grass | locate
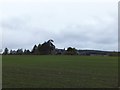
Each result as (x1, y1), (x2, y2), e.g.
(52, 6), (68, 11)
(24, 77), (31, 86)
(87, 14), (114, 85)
(2, 55), (118, 88)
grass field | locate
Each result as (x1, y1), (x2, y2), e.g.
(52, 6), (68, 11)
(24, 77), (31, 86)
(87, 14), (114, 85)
(2, 55), (118, 88)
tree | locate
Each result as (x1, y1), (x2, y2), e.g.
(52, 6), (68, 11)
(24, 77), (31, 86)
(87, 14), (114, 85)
(31, 45), (39, 54)
(66, 47), (77, 55)
(38, 44), (41, 54)
(3, 48), (9, 55)
(10, 50), (13, 55)
(24, 49), (31, 55)
(24, 49), (27, 54)
(39, 40), (55, 55)
(26, 50), (31, 54)
(67, 47), (73, 52)
(16, 49), (23, 55)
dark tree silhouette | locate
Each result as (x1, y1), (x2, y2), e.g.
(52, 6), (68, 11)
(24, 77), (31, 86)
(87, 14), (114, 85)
(3, 39), (115, 56)
(10, 50), (13, 55)
(16, 49), (23, 55)
(39, 40), (55, 55)
(24, 49), (27, 54)
(66, 47), (77, 55)
(38, 44), (41, 54)
(3, 48), (9, 55)
(31, 45), (39, 54)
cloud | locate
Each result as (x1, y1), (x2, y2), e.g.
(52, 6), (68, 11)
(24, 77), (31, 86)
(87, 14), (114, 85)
(0, 1), (118, 51)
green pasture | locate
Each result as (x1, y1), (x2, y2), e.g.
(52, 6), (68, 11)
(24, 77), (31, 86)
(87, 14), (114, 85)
(2, 55), (118, 88)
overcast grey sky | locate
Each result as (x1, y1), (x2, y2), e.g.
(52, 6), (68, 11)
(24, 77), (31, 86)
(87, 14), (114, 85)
(0, 0), (118, 52)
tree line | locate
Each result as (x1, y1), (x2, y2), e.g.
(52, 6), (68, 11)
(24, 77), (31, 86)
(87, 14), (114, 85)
(2, 39), (119, 56)
(2, 39), (78, 55)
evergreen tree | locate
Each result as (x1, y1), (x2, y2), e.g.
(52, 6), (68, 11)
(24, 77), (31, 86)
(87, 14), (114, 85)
(31, 45), (39, 54)
(39, 40), (55, 55)
(3, 48), (9, 55)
